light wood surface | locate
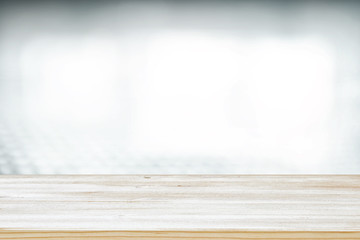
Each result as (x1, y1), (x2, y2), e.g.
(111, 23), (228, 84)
(0, 175), (359, 239)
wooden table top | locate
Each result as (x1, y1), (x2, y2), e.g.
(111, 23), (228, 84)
(0, 175), (359, 239)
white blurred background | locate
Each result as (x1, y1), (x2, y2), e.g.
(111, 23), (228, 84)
(0, 0), (360, 174)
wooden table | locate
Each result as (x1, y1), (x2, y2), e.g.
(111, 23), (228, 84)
(0, 175), (359, 239)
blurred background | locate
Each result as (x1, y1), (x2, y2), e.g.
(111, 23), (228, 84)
(0, 0), (360, 174)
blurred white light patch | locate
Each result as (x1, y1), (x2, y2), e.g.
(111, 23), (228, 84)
(20, 36), (123, 125)
(18, 30), (335, 171)
(135, 32), (335, 170)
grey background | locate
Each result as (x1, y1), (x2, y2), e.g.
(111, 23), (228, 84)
(0, 0), (360, 174)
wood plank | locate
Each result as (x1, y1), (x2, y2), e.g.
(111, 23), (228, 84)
(0, 175), (359, 239)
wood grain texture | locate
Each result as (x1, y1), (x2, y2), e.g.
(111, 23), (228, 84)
(0, 175), (359, 239)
